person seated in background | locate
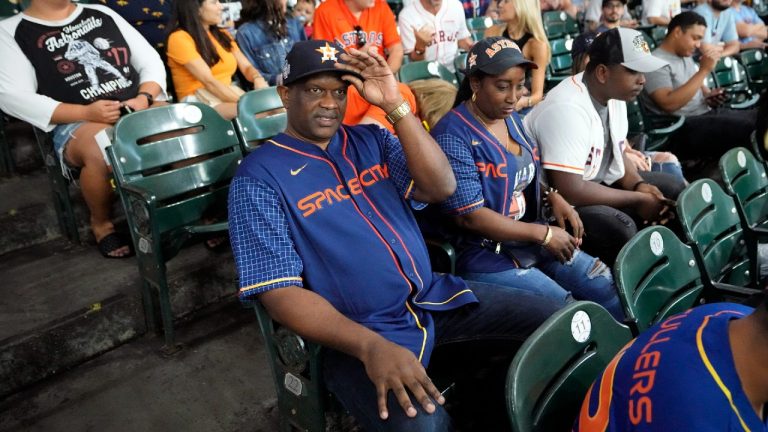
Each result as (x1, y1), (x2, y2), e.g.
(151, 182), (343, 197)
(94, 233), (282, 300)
(166, 0), (268, 120)
(733, 0), (768, 50)
(0, 0), (166, 258)
(540, 0), (579, 18)
(429, 37), (624, 319)
(694, 0), (741, 56)
(292, 0), (316, 39)
(228, 39), (561, 431)
(640, 12), (757, 165)
(397, 0), (474, 72)
(313, 0), (404, 73)
(642, 0), (681, 26)
(236, 0), (307, 86)
(574, 296), (768, 431)
(585, 0), (637, 31)
(407, 79), (458, 131)
(570, 32), (688, 189)
(460, 0), (493, 18)
(484, 0), (551, 113)
(524, 28), (678, 266)
(596, 0), (639, 31)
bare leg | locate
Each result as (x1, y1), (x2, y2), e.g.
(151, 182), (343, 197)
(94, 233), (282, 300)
(63, 122), (130, 257)
(213, 102), (237, 120)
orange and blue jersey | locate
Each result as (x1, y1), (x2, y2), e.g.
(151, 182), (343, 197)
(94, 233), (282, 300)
(428, 103), (542, 273)
(228, 125), (477, 365)
(574, 303), (767, 432)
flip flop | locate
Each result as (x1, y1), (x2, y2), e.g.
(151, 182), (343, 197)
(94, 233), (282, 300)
(97, 232), (134, 259)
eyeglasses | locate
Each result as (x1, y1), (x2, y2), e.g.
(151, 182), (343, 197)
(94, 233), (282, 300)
(354, 25), (366, 48)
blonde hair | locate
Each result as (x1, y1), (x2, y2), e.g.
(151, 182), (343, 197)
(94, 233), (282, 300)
(488, 0), (551, 61)
(407, 79), (458, 131)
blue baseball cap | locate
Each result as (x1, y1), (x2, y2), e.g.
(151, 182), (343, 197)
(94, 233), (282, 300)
(465, 36), (538, 76)
(281, 40), (361, 85)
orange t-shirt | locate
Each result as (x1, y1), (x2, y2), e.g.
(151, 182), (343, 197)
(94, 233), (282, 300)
(166, 30), (240, 100)
(344, 82), (419, 133)
(313, 0), (400, 55)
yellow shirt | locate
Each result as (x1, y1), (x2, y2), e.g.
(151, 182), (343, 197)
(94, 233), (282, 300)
(167, 30), (239, 100)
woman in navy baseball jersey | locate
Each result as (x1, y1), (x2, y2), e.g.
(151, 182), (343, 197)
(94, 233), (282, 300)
(429, 37), (623, 319)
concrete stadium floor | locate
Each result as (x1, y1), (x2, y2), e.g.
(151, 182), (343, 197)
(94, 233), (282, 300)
(0, 301), (280, 432)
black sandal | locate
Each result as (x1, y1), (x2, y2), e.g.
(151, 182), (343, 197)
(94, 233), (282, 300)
(97, 232), (134, 259)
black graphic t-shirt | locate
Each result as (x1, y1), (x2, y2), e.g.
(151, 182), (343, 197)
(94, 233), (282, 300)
(14, 7), (140, 104)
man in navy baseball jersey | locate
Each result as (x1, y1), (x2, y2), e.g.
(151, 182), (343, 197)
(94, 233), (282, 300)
(228, 40), (560, 431)
(574, 297), (768, 431)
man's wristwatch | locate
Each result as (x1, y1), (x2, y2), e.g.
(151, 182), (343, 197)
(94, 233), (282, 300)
(138, 91), (154, 106)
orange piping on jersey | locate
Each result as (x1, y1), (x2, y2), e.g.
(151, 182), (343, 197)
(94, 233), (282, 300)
(449, 199), (485, 215)
(404, 179), (415, 200)
(339, 127), (426, 292)
(239, 277), (303, 294)
(453, 109), (511, 217)
(542, 161), (586, 172)
(577, 341), (634, 431)
(696, 311), (751, 432)
(570, 75), (585, 92)
(269, 136), (430, 361)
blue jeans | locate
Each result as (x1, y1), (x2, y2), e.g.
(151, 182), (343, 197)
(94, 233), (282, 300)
(323, 280), (561, 432)
(462, 249), (624, 321)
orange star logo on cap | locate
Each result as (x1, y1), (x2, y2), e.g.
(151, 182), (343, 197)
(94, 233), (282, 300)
(316, 42), (339, 63)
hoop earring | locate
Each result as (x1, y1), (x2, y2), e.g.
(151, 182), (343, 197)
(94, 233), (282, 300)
(471, 93), (477, 102)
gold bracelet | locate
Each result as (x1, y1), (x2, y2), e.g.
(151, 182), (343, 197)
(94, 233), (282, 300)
(385, 100), (411, 125)
(541, 225), (553, 246)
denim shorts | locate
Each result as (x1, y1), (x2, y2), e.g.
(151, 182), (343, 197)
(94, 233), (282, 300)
(51, 122), (84, 180)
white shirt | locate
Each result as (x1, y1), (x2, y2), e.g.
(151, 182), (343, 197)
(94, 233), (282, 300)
(0, 4), (166, 131)
(641, 0), (681, 25)
(398, 0), (471, 72)
(523, 72), (628, 184)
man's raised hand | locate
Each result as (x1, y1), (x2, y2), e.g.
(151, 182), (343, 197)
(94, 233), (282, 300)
(336, 47), (403, 112)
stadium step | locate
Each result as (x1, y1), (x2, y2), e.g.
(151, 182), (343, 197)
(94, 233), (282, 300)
(0, 236), (238, 399)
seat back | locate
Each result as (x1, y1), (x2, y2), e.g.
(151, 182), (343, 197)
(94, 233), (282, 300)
(454, 52), (468, 82)
(542, 11), (578, 39)
(614, 226), (704, 333)
(650, 26), (667, 45)
(719, 147), (768, 229)
(507, 301), (633, 432)
(626, 99), (645, 138)
(235, 87), (286, 152)
(548, 37), (574, 76)
(677, 179), (752, 286)
(713, 56), (757, 107)
(466, 16), (495, 41)
(110, 103), (242, 237)
(398, 60), (459, 87)
(0, 0), (20, 17)
(739, 48), (768, 93)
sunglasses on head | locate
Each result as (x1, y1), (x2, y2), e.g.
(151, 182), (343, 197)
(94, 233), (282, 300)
(354, 25), (366, 48)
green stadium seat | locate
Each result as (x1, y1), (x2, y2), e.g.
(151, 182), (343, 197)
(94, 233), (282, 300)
(454, 52), (468, 82)
(234, 87), (286, 153)
(252, 300), (344, 432)
(506, 301), (633, 432)
(711, 56), (760, 109)
(545, 36), (573, 90)
(738, 48), (768, 94)
(108, 102), (243, 353)
(398, 60), (459, 88)
(0, 113), (13, 176)
(629, 99), (686, 151)
(650, 25), (667, 45)
(677, 179), (760, 289)
(542, 10), (579, 39)
(466, 16), (495, 41)
(614, 226), (704, 334)
(0, 0), (21, 17)
(33, 127), (80, 242)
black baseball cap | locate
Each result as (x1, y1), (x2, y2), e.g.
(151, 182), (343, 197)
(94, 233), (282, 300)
(587, 28), (667, 73)
(465, 36), (538, 76)
(571, 31), (600, 60)
(281, 40), (360, 85)
(602, 0), (627, 7)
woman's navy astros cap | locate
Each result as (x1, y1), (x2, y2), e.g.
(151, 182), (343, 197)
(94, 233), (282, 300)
(281, 40), (362, 85)
(465, 36), (538, 76)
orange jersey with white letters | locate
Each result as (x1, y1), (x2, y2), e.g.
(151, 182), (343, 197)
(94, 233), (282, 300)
(313, 0), (400, 56)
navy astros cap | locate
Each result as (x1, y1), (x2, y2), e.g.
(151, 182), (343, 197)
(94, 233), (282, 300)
(465, 36), (538, 76)
(282, 40), (358, 85)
